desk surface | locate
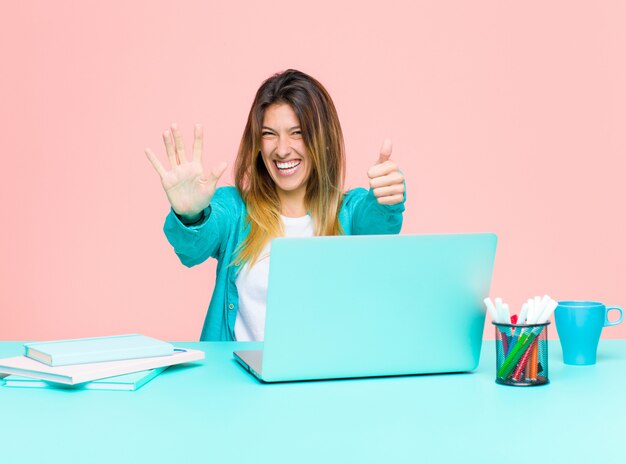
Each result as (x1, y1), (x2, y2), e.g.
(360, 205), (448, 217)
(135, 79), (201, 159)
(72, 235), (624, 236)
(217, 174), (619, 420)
(1, 340), (624, 464)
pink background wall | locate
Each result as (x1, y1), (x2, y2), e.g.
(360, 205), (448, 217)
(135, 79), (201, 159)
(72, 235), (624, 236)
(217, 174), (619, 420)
(1, 1), (624, 341)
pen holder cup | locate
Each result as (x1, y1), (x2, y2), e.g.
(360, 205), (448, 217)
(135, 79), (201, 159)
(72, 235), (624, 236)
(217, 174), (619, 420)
(493, 322), (550, 386)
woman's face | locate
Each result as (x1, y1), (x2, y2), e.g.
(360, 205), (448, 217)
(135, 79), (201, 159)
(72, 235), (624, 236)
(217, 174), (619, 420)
(260, 103), (311, 200)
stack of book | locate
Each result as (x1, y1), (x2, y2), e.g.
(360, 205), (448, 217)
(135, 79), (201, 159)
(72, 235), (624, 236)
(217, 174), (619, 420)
(0, 334), (204, 391)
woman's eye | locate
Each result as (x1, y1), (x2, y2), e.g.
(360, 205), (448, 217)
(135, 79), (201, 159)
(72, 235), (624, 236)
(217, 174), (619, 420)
(292, 131), (302, 136)
(262, 131), (274, 137)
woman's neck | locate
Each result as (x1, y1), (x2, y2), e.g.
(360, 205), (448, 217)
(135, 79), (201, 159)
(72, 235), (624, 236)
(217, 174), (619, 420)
(278, 190), (307, 218)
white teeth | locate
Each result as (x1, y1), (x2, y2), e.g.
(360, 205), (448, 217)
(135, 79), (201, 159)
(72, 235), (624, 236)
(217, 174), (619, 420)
(276, 160), (301, 169)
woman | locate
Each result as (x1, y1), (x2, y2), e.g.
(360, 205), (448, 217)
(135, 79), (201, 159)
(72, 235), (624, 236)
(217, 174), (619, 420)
(145, 69), (406, 341)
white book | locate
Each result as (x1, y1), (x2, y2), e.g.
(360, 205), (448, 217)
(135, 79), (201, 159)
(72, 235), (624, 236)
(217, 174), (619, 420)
(3, 367), (167, 391)
(0, 348), (204, 385)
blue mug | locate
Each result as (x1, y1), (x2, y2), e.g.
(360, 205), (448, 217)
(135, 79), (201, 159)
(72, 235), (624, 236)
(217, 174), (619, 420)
(555, 301), (623, 365)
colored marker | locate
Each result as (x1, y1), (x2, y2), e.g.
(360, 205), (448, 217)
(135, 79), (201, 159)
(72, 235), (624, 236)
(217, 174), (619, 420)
(506, 314), (519, 356)
(529, 340), (539, 380)
(497, 326), (544, 379)
(512, 340), (535, 381)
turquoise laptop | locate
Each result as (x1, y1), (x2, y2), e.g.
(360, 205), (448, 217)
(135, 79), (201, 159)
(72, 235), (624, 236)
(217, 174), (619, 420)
(233, 233), (497, 382)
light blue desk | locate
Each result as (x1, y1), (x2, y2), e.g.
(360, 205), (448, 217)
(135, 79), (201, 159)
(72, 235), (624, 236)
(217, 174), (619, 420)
(1, 341), (624, 463)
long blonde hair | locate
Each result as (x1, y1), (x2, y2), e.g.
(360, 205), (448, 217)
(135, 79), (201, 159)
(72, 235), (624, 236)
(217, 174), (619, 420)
(233, 69), (346, 267)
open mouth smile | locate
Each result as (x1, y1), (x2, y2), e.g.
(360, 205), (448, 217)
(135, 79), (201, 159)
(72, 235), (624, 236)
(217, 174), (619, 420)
(274, 160), (302, 176)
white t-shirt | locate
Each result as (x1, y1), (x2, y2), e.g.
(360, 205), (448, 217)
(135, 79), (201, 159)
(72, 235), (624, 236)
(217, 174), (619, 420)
(234, 214), (314, 341)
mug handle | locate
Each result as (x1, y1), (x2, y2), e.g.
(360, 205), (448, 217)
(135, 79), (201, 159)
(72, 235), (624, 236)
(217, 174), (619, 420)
(605, 306), (623, 327)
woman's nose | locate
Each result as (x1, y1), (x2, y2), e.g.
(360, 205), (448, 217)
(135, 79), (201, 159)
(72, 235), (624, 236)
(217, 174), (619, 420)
(276, 136), (292, 158)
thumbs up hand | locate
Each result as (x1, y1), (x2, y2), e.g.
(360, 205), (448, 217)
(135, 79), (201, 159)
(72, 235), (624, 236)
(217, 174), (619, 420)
(367, 139), (405, 205)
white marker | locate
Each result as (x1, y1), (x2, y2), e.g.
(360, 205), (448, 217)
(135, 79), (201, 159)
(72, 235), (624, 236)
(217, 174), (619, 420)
(512, 302), (530, 337)
(538, 298), (558, 323)
(483, 297), (499, 323)
(526, 298), (537, 324)
(495, 298), (505, 323)
(502, 303), (511, 323)
(519, 302), (530, 325)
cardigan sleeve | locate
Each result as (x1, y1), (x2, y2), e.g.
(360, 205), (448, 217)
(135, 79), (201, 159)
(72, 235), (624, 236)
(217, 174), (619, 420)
(346, 187), (406, 235)
(162, 187), (241, 267)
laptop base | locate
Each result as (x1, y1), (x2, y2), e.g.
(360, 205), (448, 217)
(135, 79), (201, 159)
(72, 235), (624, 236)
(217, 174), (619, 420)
(233, 350), (264, 380)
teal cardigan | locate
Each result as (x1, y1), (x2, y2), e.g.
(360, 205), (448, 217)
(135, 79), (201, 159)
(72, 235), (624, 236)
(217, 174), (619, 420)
(163, 186), (405, 341)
